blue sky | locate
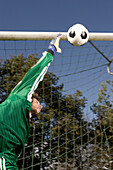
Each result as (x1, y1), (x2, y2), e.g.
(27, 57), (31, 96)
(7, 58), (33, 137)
(0, 0), (113, 33)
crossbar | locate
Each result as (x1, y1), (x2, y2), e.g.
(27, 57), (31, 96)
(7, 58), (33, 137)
(0, 31), (113, 41)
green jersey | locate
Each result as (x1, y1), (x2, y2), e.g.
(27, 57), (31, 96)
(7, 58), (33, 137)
(0, 51), (53, 169)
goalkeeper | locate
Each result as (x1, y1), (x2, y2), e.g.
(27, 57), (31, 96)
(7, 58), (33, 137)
(0, 34), (62, 170)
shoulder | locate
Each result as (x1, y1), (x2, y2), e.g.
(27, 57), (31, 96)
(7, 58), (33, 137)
(1, 94), (31, 109)
(0, 95), (32, 120)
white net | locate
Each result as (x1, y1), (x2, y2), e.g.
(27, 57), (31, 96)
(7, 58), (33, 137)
(0, 39), (113, 169)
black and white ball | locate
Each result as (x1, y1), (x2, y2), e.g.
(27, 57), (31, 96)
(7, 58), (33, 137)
(67, 24), (89, 46)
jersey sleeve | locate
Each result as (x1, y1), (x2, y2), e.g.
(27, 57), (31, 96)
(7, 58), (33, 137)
(9, 51), (53, 102)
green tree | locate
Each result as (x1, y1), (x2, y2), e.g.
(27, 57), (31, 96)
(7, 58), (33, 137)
(91, 81), (113, 145)
(90, 81), (113, 169)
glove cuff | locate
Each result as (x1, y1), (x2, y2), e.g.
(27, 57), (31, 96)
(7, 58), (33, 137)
(48, 44), (56, 54)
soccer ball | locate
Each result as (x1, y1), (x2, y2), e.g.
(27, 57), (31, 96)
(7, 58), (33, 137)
(67, 24), (89, 46)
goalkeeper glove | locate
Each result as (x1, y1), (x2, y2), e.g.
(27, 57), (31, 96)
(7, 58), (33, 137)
(48, 34), (62, 54)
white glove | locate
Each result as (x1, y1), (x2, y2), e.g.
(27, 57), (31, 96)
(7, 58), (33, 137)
(49, 34), (62, 53)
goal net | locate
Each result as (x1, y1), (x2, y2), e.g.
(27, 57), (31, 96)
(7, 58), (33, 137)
(0, 31), (113, 169)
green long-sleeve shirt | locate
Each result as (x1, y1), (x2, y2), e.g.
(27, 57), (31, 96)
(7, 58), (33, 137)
(0, 51), (53, 165)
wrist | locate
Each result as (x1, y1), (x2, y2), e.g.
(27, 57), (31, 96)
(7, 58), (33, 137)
(47, 49), (54, 56)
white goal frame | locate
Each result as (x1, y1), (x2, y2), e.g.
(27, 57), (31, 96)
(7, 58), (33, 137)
(0, 31), (113, 41)
(1, 30), (113, 75)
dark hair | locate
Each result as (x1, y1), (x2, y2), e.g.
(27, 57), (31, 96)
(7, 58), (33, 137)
(32, 92), (41, 102)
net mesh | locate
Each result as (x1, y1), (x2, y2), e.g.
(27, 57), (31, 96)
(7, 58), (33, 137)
(0, 39), (113, 169)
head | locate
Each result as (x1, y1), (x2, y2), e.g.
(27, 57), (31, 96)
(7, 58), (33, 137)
(30, 92), (43, 118)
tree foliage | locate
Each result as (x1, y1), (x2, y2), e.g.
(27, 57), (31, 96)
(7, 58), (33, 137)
(2, 53), (113, 169)
(91, 81), (113, 145)
(2, 54), (113, 169)
(90, 81), (113, 169)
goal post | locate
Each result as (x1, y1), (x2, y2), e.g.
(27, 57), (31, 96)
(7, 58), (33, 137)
(1, 25), (113, 169)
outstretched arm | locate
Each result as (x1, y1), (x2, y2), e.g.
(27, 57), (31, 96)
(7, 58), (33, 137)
(9, 34), (62, 102)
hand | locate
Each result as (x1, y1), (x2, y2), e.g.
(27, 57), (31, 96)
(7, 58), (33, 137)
(49, 34), (62, 53)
